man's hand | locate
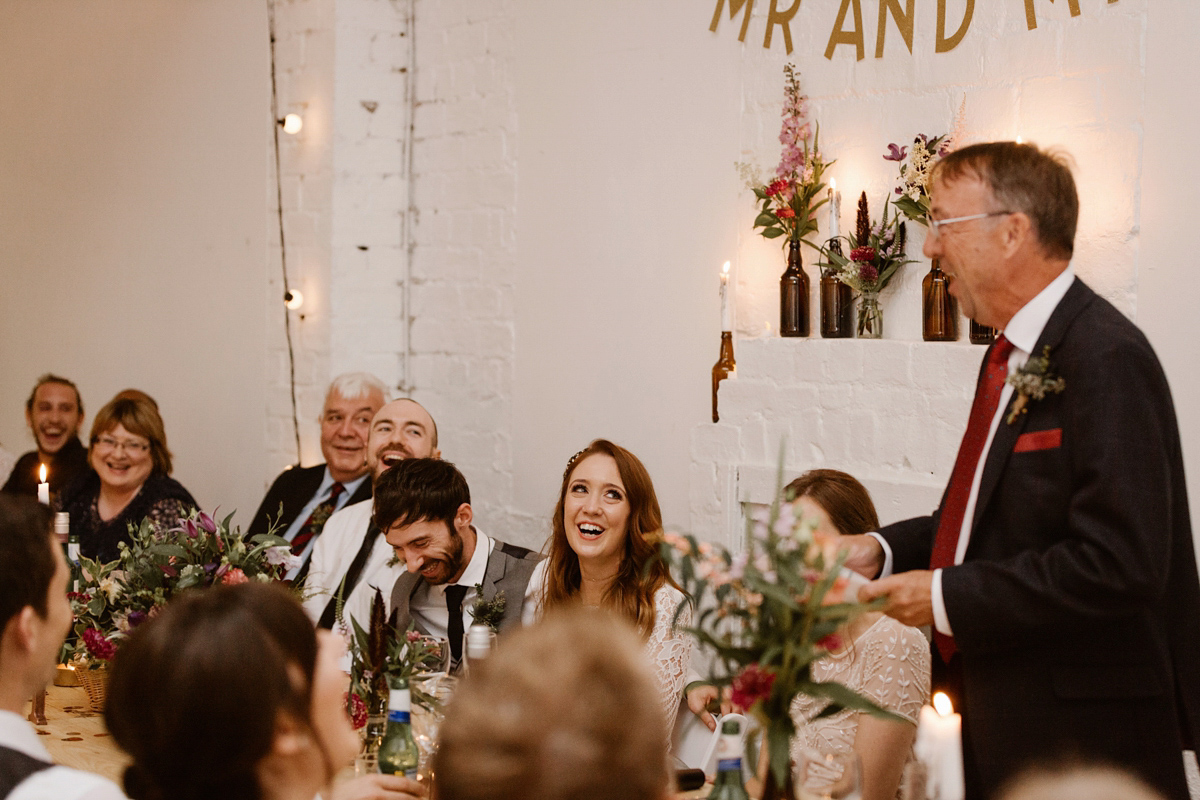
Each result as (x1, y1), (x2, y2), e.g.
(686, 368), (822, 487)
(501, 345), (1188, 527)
(331, 774), (428, 800)
(837, 534), (885, 580)
(686, 683), (733, 731)
(859, 570), (935, 627)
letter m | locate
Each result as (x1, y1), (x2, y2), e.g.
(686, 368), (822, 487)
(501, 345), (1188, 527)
(710, 0), (755, 43)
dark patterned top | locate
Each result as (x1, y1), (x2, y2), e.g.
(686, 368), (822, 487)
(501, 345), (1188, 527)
(58, 470), (197, 563)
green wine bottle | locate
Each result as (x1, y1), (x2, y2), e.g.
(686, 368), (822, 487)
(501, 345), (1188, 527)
(709, 718), (751, 800)
(57, 513), (80, 592)
(377, 682), (420, 779)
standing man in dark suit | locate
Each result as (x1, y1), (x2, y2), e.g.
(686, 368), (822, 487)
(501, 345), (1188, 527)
(842, 142), (1200, 800)
(246, 372), (388, 580)
(381, 458), (541, 671)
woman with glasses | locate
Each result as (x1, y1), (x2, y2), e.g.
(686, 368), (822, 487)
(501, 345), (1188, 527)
(58, 393), (196, 561)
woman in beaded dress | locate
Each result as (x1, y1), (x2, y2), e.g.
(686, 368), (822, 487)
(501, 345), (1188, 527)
(748, 470), (931, 800)
(524, 439), (692, 737)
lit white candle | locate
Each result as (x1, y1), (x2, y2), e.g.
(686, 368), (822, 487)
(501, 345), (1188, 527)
(37, 464), (50, 505)
(720, 261), (733, 332)
(829, 178), (840, 239)
(915, 692), (964, 800)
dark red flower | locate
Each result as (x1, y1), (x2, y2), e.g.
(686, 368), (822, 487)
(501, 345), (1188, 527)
(731, 663), (776, 711)
(344, 691), (368, 729)
(776, 208), (796, 219)
(850, 246), (877, 263)
(765, 179), (789, 197)
(817, 633), (844, 652)
(82, 628), (117, 661)
(858, 263), (880, 283)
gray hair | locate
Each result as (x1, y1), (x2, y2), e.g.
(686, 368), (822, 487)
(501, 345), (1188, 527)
(325, 372), (390, 404)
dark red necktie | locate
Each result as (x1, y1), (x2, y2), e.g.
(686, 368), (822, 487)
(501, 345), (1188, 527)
(291, 482), (345, 555)
(930, 335), (1014, 662)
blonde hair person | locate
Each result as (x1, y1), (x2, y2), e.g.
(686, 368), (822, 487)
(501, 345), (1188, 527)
(434, 608), (673, 800)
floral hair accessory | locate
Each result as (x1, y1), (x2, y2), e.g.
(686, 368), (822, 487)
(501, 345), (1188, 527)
(1006, 346), (1065, 424)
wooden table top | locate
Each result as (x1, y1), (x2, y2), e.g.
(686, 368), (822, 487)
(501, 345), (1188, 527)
(27, 685), (128, 785)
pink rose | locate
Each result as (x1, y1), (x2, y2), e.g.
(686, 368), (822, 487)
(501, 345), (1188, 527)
(221, 567), (249, 585)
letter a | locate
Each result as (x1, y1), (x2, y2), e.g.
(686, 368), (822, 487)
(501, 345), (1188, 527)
(764, 0), (802, 54)
(936, 0), (974, 53)
(825, 0), (865, 61)
(876, 0), (914, 57)
(710, 0), (755, 42)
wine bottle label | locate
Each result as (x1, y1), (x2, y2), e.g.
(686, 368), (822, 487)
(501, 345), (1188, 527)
(718, 757), (742, 772)
(67, 543), (80, 562)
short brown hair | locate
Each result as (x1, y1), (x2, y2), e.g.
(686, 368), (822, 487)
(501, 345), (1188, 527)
(89, 395), (173, 474)
(26, 373), (83, 416)
(434, 608), (671, 800)
(933, 141), (1078, 260)
(786, 469), (879, 535)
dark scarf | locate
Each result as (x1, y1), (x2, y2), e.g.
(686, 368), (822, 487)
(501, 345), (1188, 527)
(59, 470), (197, 563)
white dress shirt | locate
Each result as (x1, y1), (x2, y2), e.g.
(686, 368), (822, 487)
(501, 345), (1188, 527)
(282, 469), (369, 580)
(408, 530), (494, 641)
(0, 710), (127, 800)
(873, 266), (1076, 636)
(302, 499), (407, 633)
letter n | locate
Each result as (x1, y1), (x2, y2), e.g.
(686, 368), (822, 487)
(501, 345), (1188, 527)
(825, 0), (865, 61)
(876, 0), (914, 57)
(710, 0), (755, 42)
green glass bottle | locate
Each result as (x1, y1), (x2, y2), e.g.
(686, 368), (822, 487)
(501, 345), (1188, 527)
(710, 719), (750, 800)
(377, 682), (420, 778)
(57, 513), (80, 592)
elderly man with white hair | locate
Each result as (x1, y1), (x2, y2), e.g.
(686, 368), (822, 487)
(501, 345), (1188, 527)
(246, 372), (389, 582)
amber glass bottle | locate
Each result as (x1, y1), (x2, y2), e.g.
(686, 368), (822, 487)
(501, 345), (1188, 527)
(820, 238), (852, 338)
(780, 239), (810, 337)
(711, 332), (735, 422)
(922, 259), (958, 341)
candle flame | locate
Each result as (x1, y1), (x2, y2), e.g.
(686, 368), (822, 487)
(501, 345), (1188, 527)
(933, 692), (954, 716)
(1015, 135), (1024, 145)
(830, 178), (837, 191)
(39, 464), (47, 483)
(722, 261), (730, 276)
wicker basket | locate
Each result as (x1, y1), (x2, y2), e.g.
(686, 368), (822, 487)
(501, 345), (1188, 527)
(76, 665), (110, 713)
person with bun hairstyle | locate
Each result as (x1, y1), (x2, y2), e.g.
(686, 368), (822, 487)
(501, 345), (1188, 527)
(106, 583), (425, 800)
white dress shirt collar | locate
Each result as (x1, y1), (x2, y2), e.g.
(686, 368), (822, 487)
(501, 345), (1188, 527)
(455, 528), (492, 589)
(0, 709), (52, 762)
(1001, 265), (1076, 356)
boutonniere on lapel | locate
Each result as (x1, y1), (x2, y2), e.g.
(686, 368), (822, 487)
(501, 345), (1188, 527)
(1005, 345), (1066, 425)
(470, 584), (506, 632)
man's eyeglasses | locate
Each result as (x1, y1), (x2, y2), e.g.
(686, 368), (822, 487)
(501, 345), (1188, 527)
(94, 436), (151, 454)
(928, 211), (1013, 237)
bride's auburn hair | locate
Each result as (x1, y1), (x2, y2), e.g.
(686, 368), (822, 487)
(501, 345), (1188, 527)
(542, 439), (677, 637)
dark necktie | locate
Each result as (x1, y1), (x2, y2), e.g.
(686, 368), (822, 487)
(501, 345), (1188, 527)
(291, 482), (345, 556)
(445, 584), (469, 668)
(929, 335), (1015, 662)
(317, 523), (380, 630)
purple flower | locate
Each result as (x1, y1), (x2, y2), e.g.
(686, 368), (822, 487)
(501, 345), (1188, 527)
(197, 512), (217, 534)
(127, 611), (148, 628)
(184, 519), (199, 539)
(883, 143), (908, 162)
(859, 263), (880, 283)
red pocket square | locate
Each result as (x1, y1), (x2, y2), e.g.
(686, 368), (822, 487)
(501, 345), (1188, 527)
(1014, 428), (1062, 453)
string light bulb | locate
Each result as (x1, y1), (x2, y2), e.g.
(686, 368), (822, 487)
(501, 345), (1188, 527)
(280, 114), (303, 135)
(284, 290), (304, 310)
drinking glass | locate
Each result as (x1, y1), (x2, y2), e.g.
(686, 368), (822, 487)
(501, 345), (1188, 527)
(794, 748), (862, 800)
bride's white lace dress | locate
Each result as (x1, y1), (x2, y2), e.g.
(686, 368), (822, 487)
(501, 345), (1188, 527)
(524, 561), (692, 733)
(789, 615), (931, 799)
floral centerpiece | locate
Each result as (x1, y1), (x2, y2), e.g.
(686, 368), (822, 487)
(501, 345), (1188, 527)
(818, 192), (913, 337)
(346, 589), (446, 736)
(659, 466), (900, 798)
(67, 511), (298, 668)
